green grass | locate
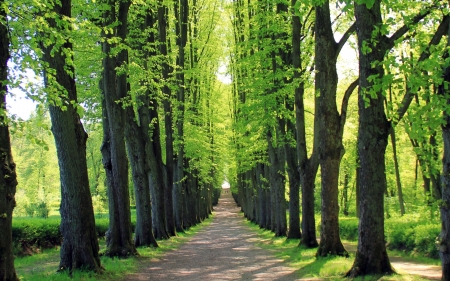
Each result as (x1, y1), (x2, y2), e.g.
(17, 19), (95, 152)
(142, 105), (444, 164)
(244, 220), (438, 281)
(14, 215), (213, 281)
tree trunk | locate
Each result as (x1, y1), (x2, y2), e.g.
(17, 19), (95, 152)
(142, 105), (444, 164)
(173, 0), (189, 232)
(125, 98), (158, 248)
(0, 7), (19, 279)
(346, 0), (394, 276)
(389, 128), (405, 215)
(158, 2), (176, 237)
(148, 99), (170, 240)
(438, 17), (450, 280)
(315, 1), (347, 257)
(39, 0), (103, 272)
(101, 0), (136, 257)
(299, 160), (319, 248)
(267, 129), (287, 237)
(285, 122), (301, 239)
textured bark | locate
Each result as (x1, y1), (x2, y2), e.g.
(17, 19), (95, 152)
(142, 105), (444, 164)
(158, 2), (176, 237)
(39, 0), (102, 272)
(267, 130), (287, 237)
(148, 101), (170, 240)
(346, 0), (393, 275)
(101, 0), (136, 257)
(315, 1), (348, 257)
(439, 16), (450, 281)
(173, 0), (189, 232)
(292, 1), (318, 248)
(0, 7), (19, 279)
(125, 100), (158, 248)
(299, 160), (319, 248)
(285, 122), (301, 239)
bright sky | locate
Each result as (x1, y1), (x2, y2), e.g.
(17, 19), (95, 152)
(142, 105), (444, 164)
(6, 88), (37, 120)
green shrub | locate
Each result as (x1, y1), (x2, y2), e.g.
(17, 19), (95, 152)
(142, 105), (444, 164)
(338, 218), (359, 240)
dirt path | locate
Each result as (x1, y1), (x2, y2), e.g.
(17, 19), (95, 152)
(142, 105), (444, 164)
(124, 192), (441, 280)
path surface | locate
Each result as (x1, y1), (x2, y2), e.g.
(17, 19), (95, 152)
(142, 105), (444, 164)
(125, 192), (441, 280)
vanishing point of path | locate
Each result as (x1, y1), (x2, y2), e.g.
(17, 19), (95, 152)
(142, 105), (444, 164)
(124, 192), (441, 280)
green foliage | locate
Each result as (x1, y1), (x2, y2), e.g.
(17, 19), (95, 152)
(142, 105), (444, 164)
(338, 215), (440, 258)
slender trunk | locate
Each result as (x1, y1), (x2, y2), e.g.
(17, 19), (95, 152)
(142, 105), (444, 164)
(389, 128), (405, 215)
(0, 7), (19, 279)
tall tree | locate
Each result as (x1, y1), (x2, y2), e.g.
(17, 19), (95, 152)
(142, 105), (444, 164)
(100, 0), (137, 257)
(314, 0), (355, 257)
(438, 12), (450, 280)
(0, 3), (19, 279)
(39, 0), (103, 272)
(347, 0), (435, 276)
(158, 0), (177, 237)
(173, 0), (189, 231)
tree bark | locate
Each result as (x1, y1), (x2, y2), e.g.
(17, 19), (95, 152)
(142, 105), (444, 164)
(173, 0), (189, 232)
(314, 1), (350, 257)
(438, 15), (450, 280)
(346, 0), (394, 276)
(267, 129), (287, 237)
(158, 2), (176, 237)
(39, 0), (103, 272)
(0, 6), (19, 279)
(101, 0), (136, 257)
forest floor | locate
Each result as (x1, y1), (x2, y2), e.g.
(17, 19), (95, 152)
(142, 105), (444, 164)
(123, 192), (441, 280)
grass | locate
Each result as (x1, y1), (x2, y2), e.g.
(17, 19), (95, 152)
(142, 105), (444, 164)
(244, 220), (438, 281)
(14, 215), (214, 281)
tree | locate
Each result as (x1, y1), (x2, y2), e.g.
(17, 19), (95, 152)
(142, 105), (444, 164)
(437, 12), (450, 280)
(347, 0), (436, 276)
(100, 0), (137, 257)
(314, 0), (355, 257)
(0, 3), (19, 279)
(39, 0), (102, 272)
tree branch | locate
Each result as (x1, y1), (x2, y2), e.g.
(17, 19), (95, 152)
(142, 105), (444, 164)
(338, 78), (358, 139)
(394, 15), (449, 125)
(336, 22), (356, 57)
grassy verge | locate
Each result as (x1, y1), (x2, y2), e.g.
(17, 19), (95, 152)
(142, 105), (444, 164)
(245, 221), (438, 281)
(15, 215), (214, 281)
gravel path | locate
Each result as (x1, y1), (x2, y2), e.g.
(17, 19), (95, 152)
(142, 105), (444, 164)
(124, 192), (441, 280)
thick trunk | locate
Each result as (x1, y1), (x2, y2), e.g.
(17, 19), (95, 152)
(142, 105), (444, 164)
(148, 102), (169, 240)
(125, 103), (158, 248)
(101, 0), (136, 257)
(346, 0), (394, 276)
(315, 1), (347, 257)
(40, 0), (102, 272)
(0, 8), (19, 279)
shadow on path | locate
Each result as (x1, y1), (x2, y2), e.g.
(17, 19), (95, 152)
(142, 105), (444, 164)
(124, 192), (302, 280)
(124, 192), (442, 280)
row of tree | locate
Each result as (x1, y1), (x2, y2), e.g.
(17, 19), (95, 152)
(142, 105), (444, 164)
(228, 0), (450, 278)
(1, 0), (229, 279)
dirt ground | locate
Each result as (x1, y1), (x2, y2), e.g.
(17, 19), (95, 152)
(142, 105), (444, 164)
(123, 192), (441, 280)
